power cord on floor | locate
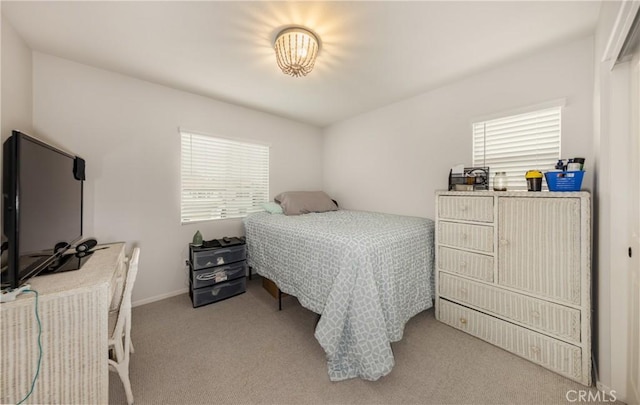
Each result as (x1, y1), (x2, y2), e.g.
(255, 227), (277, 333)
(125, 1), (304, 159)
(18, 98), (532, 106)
(16, 289), (42, 405)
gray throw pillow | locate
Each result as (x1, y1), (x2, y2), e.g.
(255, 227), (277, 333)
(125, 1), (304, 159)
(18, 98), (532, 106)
(274, 191), (338, 216)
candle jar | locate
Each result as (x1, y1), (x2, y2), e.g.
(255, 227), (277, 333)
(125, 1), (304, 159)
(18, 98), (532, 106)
(493, 172), (508, 191)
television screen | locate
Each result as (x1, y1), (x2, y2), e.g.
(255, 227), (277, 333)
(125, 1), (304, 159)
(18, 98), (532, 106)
(2, 131), (84, 290)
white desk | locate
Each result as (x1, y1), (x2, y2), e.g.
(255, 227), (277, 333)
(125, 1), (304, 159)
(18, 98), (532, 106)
(1, 243), (126, 404)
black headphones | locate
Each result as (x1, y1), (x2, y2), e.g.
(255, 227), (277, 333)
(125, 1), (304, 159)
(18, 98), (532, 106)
(74, 238), (98, 257)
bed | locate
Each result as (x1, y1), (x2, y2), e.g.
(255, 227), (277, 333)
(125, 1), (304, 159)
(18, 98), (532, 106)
(243, 208), (435, 381)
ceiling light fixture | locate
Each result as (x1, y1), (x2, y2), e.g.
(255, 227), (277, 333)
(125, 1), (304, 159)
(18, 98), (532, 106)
(273, 27), (320, 78)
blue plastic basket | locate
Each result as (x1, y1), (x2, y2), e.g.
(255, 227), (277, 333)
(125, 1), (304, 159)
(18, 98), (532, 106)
(544, 171), (585, 192)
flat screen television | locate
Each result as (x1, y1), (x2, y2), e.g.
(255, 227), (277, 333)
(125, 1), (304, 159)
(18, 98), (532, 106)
(1, 130), (85, 290)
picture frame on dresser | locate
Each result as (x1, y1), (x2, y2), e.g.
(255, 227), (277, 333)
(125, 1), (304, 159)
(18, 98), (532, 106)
(434, 190), (592, 386)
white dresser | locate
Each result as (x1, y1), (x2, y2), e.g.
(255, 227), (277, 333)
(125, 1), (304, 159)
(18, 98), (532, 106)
(435, 191), (591, 385)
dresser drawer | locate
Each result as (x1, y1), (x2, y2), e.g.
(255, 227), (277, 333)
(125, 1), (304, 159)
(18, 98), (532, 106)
(438, 221), (493, 252)
(437, 246), (493, 282)
(439, 273), (581, 343)
(437, 299), (583, 382)
(438, 196), (494, 223)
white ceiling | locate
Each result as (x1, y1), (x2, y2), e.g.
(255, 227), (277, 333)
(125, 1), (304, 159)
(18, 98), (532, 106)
(2, 1), (601, 128)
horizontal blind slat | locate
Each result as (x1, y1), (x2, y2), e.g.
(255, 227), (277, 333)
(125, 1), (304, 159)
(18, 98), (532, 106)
(473, 106), (561, 190)
(181, 131), (269, 222)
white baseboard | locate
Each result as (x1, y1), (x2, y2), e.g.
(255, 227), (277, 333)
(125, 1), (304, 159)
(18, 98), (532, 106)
(595, 381), (623, 403)
(133, 288), (188, 307)
(592, 354), (624, 403)
(132, 269), (255, 308)
(596, 381), (612, 393)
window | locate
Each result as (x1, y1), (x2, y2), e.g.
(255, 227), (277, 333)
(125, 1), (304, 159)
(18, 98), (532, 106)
(180, 130), (269, 223)
(472, 106), (561, 190)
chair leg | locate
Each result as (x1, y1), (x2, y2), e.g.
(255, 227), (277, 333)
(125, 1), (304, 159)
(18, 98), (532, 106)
(120, 368), (134, 405)
(278, 288), (282, 311)
(109, 359), (134, 405)
(129, 339), (135, 354)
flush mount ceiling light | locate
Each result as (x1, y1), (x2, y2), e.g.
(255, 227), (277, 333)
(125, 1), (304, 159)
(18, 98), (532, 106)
(273, 27), (320, 78)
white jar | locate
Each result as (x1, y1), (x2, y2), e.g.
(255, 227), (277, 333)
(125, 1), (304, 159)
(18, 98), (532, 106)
(493, 172), (508, 191)
(567, 162), (581, 171)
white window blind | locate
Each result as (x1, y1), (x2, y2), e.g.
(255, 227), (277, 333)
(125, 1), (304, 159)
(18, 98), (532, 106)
(472, 106), (561, 190)
(181, 130), (269, 223)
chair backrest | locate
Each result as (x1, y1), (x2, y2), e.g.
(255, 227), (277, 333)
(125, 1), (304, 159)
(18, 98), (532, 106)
(113, 247), (140, 335)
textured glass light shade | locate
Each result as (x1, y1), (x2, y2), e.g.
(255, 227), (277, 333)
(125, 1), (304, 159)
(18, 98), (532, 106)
(273, 27), (319, 77)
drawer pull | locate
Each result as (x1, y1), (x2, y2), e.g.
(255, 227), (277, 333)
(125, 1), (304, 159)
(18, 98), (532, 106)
(459, 261), (467, 268)
(459, 288), (468, 296)
(530, 310), (541, 319)
(459, 317), (468, 325)
(460, 205), (469, 212)
(530, 345), (541, 355)
(461, 233), (468, 241)
(499, 239), (509, 246)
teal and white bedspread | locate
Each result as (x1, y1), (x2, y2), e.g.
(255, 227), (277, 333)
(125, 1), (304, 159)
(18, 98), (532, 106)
(244, 210), (435, 381)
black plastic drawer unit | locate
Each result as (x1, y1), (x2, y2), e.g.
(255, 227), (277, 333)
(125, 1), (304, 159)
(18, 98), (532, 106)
(190, 261), (247, 289)
(190, 277), (247, 308)
(190, 244), (246, 270)
(188, 237), (247, 308)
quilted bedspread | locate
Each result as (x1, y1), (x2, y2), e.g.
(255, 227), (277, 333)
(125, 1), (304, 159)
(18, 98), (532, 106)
(244, 210), (435, 381)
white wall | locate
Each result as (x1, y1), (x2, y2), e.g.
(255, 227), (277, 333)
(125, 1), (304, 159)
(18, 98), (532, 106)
(32, 53), (323, 304)
(1, 14), (32, 142)
(323, 37), (594, 219)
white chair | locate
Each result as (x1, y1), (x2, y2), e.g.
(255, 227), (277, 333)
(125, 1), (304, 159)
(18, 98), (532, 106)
(108, 247), (140, 405)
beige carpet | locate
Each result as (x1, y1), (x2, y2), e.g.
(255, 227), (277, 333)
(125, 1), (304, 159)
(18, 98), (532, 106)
(109, 276), (614, 405)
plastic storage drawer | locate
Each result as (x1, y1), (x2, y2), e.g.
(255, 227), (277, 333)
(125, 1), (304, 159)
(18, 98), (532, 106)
(190, 244), (246, 270)
(190, 261), (247, 289)
(189, 277), (246, 308)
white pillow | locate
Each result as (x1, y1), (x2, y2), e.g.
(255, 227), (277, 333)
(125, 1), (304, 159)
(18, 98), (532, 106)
(262, 202), (284, 214)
